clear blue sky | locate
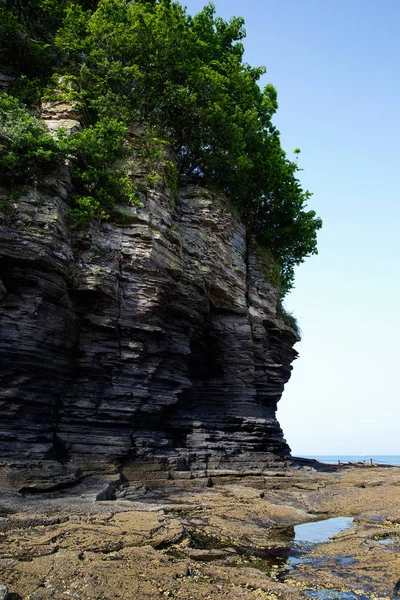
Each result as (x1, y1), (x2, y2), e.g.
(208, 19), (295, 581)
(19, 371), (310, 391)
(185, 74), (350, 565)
(183, 0), (400, 454)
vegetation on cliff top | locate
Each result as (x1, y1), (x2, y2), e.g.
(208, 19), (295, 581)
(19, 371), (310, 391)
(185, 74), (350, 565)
(0, 0), (322, 295)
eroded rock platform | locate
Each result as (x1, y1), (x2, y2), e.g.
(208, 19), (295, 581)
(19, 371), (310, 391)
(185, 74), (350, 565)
(1, 464), (400, 599)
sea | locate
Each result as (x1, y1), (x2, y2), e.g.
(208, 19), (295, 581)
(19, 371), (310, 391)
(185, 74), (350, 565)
(303, 455), (400, 466)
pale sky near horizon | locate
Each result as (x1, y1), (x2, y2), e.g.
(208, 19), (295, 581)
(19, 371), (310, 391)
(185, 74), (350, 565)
(183, 0), (400, 454)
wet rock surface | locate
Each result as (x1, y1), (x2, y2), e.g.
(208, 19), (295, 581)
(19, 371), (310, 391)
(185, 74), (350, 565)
(0, 465), (400, 599)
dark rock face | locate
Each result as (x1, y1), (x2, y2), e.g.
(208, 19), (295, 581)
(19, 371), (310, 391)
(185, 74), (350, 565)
(0, 109), (298, 492)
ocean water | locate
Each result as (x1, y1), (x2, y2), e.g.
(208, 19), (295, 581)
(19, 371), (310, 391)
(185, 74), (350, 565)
(303, 455), (400, 466)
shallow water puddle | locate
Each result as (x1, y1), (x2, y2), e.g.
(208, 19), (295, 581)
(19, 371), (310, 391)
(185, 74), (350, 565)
(304, 592), (370, 599)
(268, 516), (354, 549)
(241, 517), (355, 577)
(182, 514), (379, 599)
(283, 518), (354, 577)
(285, 518), (377, 600)
(263, 517), (355, 570)
(293, 517), (353, 544)
(375, 535), (400, 546)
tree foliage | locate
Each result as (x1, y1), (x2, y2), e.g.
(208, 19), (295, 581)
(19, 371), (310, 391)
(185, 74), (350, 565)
(67, 118), (141, 227)
(0, 0), (322, 295)
(0, 93), (62, 183)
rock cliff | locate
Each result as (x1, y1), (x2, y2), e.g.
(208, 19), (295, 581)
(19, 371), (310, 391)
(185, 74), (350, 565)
(0, 104), (298, 492)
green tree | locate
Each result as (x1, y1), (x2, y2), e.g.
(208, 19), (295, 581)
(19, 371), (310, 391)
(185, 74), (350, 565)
(1, 0), (322, 296)
(0, 0), (97, 103)
(0, 93), (62, 184)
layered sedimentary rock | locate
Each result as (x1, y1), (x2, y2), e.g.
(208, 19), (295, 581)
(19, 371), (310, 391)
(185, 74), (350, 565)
(0, 104), (298, 491)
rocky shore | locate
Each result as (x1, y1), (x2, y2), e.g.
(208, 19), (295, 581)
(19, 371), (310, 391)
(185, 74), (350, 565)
(1, 462), (400, 600)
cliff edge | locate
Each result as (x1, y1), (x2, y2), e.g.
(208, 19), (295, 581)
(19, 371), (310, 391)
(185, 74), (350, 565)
(0, 104), (298, 492)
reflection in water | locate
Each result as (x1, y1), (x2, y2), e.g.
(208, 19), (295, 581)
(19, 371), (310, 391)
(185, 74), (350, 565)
(294, 517), (353, 544)
(268, 524), (295, 542)
(377, 538), (394, 545)
(245, 525), (294, 573)
(187, 516), (364, 599)
(281, 518), (376, 600)
(262, 517), (354, 573)
(245, 518), (355, 580)
(305, 592), (371, 600)
(269, 517), (353, 548)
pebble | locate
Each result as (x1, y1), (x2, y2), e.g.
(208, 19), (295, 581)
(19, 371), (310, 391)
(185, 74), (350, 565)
(0, 585), (8, 600)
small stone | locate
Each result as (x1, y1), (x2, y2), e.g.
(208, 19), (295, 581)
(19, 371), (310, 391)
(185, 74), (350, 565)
(96, 483), (117, 501)
(0, 584), (9, 600)
(187, 548), (227, 561)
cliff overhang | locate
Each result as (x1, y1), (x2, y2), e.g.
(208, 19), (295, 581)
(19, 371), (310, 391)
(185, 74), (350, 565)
(0, 104), (298, 492)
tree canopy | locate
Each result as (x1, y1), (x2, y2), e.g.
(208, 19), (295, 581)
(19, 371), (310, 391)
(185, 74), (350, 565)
(0, 0), (322, 295)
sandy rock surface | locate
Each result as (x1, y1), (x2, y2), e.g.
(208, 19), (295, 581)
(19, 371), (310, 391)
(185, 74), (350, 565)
(1, 464), (400, 599)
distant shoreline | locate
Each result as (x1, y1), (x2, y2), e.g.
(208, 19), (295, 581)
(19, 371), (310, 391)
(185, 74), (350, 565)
(294, 455), (400, 467)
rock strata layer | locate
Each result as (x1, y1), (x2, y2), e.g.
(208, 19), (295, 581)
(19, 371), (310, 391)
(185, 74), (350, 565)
(0, 104), (298, 491)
